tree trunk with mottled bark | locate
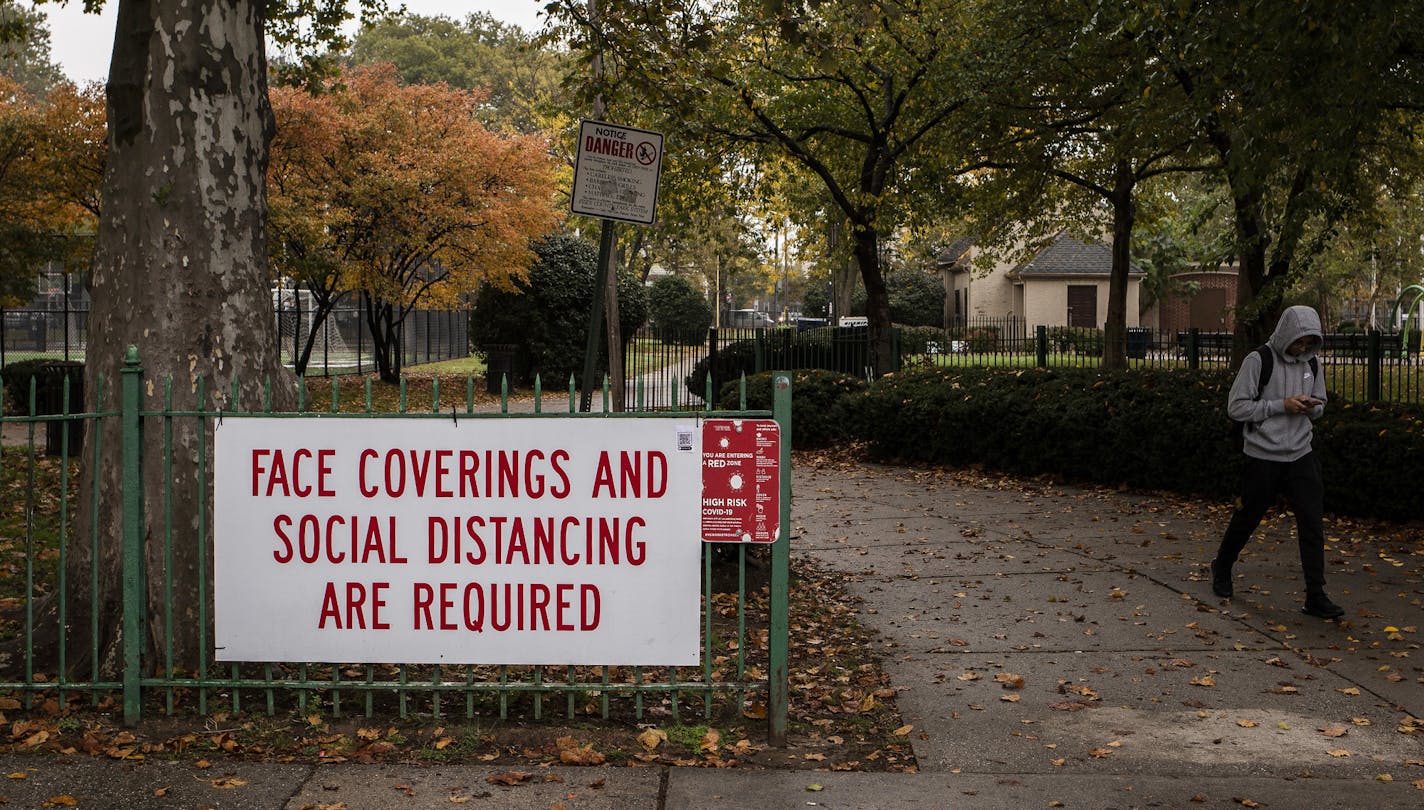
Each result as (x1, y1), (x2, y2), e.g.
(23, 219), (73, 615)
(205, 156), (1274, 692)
(64, 0), (296, 676)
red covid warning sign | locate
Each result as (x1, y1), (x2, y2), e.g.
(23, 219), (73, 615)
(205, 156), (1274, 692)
(701, 419), (780, 543)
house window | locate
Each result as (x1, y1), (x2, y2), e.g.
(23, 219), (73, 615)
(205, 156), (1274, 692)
(1067, 285), (1097, 328)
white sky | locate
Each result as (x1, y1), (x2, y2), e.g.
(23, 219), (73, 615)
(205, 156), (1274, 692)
(39, 0), (548, 85)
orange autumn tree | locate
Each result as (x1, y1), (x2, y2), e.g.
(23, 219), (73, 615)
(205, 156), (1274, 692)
(269, 64), (560, 380)
(0, 77), (103, 304)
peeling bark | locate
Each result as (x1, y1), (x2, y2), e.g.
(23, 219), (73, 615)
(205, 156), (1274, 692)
(63, 0), (297, 675)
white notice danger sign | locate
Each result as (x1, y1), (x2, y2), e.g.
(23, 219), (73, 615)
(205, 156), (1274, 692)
(570, 120), (664, 225)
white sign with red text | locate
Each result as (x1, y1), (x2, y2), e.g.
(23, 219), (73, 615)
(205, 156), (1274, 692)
(214, 418), (701, 665)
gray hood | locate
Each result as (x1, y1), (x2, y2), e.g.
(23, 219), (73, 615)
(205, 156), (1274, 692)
(1268, 305), (1323, 362)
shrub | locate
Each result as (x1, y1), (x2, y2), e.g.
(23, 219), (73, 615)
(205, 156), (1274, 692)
(801, 284), (830, 319)
(2, 359), (83, 413)
(715, 369), (867, 448)
(897, 326), (943, 356)
(471, 235), (647, 385)
(686, 328), (866, 402)
(648, 275), (712, 345)
(886, 268), (945, 327)
(844, 365), (1424, 521)
(1045, 326), (1103, 356)
(944, 324), (1002, 353)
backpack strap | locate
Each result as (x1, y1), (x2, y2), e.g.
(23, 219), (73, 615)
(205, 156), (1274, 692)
(1254, 344), (1273, 392)
(1243, 345), (1273, 436)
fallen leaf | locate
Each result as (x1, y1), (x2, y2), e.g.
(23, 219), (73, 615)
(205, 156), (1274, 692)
(806, 783), (824, 792)
(1320, 724), (1349, 738)
(208, 776), (248, 789)
(891, 725), (913, 736)
(1190, 675), (1217, 687)
(42, 798), (77, 808)
(1327, 749), (1352, 758)
(636, 728), (667, 751)
(994, 673), (1026, 689)
(699, 728), (721, 752)
(486, 772), (534, 786)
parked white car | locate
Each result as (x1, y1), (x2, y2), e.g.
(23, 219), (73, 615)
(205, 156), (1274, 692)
(726, 309), (776, 328)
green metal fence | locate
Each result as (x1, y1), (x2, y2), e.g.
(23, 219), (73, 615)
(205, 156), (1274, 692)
(0, 348), (791, 744)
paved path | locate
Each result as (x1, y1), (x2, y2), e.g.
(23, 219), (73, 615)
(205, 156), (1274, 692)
(0, 458), (1419, 808)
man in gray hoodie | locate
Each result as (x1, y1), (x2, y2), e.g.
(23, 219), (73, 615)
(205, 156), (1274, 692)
(1211, 305), (1344, 619)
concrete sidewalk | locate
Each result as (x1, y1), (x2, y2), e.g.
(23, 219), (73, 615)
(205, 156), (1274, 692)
(0, 459), (1419, 809)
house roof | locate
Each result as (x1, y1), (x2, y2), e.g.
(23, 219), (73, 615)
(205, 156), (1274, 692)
(1011, 234), (1145, 278)
(934, 236), (976, 269)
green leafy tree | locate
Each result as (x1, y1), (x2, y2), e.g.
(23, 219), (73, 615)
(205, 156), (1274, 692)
(1133, 1), (1424, 356)
(648, 273), (713, 344)
(548, 0), (989, 376)
(0, 1), (63, 94)
(959, 0), (1213, 368)
(471, 235), (648, 385)
(348, 12), (564, 135)
(1131, 174), (1237, 313)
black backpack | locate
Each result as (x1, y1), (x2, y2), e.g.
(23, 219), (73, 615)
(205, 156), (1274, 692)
(1228, 344), (1319, 451)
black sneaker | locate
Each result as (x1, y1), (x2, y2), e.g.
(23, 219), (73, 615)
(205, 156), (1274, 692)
(1301, 594), (1345, 619)
(1210, 560), (1233, 598)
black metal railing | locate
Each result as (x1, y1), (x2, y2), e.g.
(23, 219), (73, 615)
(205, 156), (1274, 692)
(622, 323), (1423, 407)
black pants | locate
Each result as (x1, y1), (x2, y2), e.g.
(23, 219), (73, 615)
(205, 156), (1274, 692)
(1214, 452), (1326, 594)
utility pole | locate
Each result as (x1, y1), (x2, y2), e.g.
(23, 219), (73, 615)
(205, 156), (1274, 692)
(578, 0), (624, 412)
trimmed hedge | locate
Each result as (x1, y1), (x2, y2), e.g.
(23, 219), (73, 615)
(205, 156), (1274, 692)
(845, 365), (1424, 522)
(2, 359), (83, 414)
(686, 328), (867, 402)
(716, 370), (867, 448)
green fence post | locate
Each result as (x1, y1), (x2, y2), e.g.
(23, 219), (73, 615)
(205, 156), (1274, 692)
(1035, 325), (1048, 368)
(769, 373), (792, 746)
(1367, 330), (1383, 401)
(120, 346), (144, 726)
